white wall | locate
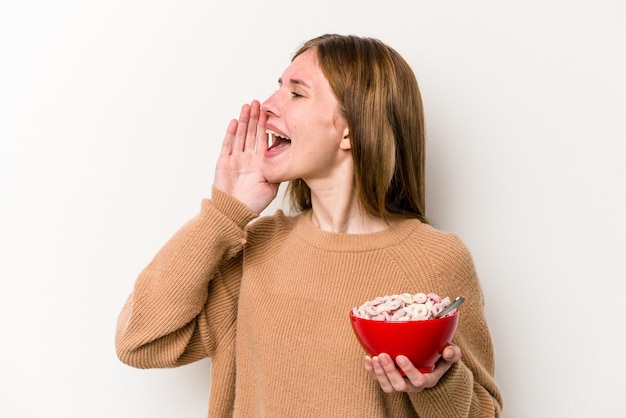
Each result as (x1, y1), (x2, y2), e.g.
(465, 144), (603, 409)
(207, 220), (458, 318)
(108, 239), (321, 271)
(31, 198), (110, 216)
(1, 1), (624, 417)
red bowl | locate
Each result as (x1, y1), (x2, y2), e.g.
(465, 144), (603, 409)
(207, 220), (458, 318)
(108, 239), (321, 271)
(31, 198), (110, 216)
(349, 310), (459, 373)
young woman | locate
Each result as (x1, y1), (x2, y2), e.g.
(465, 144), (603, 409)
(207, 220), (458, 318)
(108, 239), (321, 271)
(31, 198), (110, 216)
(116, 34), (503, 417)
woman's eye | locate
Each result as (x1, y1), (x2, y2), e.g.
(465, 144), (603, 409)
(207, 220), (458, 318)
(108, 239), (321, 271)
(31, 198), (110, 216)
(291, 91), (303, 98)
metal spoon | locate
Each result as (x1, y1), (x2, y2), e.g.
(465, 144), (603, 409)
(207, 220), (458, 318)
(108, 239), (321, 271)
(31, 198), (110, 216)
(434, 296), (465, 318)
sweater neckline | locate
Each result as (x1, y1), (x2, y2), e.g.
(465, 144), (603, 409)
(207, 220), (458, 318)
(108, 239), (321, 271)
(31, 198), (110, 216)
(294, 211), (421, 252)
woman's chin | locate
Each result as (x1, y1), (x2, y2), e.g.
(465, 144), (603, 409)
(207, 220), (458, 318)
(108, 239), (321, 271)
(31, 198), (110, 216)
(261, 169), (284, 185)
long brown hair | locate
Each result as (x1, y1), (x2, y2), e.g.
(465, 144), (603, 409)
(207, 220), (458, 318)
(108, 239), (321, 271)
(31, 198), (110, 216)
(286, 34), (428, 223)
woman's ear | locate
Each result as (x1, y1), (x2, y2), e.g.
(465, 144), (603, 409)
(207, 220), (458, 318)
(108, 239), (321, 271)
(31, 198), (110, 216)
(339, 127), (351, 150)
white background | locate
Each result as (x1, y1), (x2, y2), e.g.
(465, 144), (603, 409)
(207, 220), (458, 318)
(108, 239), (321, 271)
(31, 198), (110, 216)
(1, 1), (625, 417)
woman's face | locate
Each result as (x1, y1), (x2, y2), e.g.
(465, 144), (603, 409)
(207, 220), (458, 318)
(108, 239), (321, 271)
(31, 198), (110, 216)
(261, 48), (351, 185)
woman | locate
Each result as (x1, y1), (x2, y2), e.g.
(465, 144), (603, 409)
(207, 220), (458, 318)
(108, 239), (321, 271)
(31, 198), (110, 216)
(116, 33), (503, 417)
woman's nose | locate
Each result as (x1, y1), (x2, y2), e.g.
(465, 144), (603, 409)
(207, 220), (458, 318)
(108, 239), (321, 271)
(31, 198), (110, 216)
(260, 93), (277, 116)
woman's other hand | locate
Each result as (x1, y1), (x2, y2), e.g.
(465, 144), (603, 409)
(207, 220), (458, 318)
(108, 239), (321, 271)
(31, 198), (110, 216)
(364, 344), (461, 393)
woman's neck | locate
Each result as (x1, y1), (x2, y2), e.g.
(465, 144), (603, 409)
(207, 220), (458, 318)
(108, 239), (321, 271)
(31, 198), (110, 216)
(308, 183), (392, 234)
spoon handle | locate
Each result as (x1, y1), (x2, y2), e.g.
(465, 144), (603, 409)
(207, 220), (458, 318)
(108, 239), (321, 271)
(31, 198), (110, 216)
(434, 296), (465, 318)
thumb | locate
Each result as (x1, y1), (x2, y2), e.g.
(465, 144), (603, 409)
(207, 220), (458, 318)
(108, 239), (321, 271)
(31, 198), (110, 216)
(442, 344), (461, 364)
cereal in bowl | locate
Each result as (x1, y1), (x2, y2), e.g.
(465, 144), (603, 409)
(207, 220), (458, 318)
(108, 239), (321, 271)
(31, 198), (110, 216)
(352, 292), (452, 321)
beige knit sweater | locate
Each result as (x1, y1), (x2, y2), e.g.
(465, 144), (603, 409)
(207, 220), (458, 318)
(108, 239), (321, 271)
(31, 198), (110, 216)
(115, 188), (503, 417)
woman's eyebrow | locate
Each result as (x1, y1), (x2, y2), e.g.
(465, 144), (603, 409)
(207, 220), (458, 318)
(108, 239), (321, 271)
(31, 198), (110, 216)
(277, 78), (311, 89)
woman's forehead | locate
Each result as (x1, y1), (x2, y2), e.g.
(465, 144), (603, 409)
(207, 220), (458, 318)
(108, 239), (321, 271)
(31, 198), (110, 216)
(280, 49), (324, 87)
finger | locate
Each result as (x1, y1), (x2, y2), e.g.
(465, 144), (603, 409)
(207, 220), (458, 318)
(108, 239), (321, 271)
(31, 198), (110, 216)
(379, 354), (411, 392)
(221, 119), (239, 155)
(395, 355), (427, 389)
(233, 103), (251, 153)
(370, 356), (394, 393)
(244, 100), (260, 152)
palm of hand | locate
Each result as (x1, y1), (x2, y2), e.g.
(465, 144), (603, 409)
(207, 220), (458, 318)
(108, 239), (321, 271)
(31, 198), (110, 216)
(214, 101), (279, 214)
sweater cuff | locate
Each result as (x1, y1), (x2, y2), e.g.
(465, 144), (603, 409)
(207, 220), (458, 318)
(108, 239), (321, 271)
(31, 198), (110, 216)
(409, 361), (474, 416)
(205, 186), (258, 229)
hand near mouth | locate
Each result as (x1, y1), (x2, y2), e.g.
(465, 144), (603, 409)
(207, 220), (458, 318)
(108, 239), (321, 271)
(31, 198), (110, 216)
(214, 100), (280, 214)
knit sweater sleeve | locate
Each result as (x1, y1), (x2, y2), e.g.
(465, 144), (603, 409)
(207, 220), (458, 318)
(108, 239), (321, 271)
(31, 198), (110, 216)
(115, 187), (257, 369)
(407, 233), (504, 417)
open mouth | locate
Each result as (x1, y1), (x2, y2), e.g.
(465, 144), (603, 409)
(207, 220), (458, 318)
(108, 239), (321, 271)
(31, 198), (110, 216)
(266, 129), (291, 150)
